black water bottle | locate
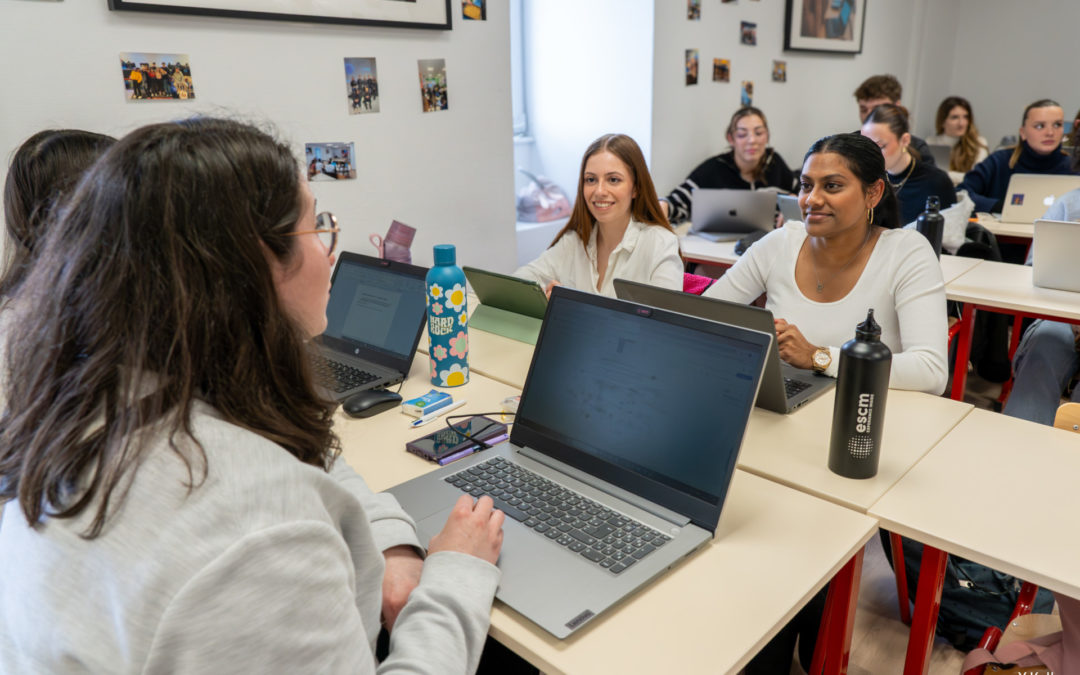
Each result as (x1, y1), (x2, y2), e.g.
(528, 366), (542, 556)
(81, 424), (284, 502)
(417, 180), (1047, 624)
(828, 309), (891, 479)
(915, 196), (944, 258)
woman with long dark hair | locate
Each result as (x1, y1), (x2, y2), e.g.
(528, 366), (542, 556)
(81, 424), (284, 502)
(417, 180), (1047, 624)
(926, 96), (989, 184)
(0, 118), (503, 672)
(661, 106), (797, 224)
(514, 133), (681, 297)
(705, 132), (948, 395)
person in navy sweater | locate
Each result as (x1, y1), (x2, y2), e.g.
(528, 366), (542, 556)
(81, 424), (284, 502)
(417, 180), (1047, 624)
(958, 99), (1077, 214)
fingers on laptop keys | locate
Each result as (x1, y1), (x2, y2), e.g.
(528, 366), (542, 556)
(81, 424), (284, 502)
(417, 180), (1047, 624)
(428, 494), (505, 565)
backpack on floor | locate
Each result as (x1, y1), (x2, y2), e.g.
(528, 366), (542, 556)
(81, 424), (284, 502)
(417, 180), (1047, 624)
(882, 532), (1055, 651)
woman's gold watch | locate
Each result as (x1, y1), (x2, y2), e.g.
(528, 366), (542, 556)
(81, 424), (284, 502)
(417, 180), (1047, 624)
(812, 347), (832, 373)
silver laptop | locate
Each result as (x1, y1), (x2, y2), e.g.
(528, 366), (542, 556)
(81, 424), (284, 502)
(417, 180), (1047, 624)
(689, 188), (776, 241)
(313, 252), (428, 401)
(926, 144), (953, 168)
(997, 174), (1080, 224)
(613, 279), (834, 414)
(777, 194), (802, 223)
(1033, 219), (1080, 292)
(387, 286), (771, 638)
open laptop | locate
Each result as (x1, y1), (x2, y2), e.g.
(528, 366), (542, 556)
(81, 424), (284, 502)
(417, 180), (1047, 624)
(613, 279), (834, 414)
(995, 174), (1080, 224)
(689, 189), (776, 242)
(312, 252), (428, 401)
(387, 286), (771, 638)
(777, 194), (802, 223)
(926, 144), (953, 167)
(462, 266), (547, 345)
(1033, 219), (1080, 292)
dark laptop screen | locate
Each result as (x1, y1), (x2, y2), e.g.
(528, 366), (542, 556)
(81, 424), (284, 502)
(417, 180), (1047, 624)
(512, 288), (770, 530)
(323, 254), (427, 361)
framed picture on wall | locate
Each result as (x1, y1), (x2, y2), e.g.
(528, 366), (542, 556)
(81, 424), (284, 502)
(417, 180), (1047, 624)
(783, 0), (866, 54)
(107, 0), (452, 30)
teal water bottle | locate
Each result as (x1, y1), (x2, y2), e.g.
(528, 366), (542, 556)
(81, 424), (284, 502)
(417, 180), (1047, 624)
(426, 244), (469, 387)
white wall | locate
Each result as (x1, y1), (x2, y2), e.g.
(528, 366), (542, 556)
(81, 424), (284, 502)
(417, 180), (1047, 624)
(0, 1), (516, 271)
(522, 0), (655, 201)
(650, 0), (945, 193)
(943, 0), (1080, 149)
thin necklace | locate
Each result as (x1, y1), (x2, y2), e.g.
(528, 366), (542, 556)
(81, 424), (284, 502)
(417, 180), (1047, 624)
(808, 227), (873, 294)
(889, 152), (917, 195)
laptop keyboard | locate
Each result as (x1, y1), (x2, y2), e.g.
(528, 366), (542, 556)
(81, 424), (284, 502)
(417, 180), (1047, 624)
(783, 376), (812, 399)
(444, 456), (670, 574)
(311, 357), (378, 393)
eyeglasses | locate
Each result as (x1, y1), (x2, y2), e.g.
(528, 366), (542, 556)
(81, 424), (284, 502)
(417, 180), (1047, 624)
(285, 211), (340, 256)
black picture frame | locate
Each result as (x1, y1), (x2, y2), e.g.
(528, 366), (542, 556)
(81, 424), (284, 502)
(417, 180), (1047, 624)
(783, 0), (866, 54)
(107, 0), (452, 30)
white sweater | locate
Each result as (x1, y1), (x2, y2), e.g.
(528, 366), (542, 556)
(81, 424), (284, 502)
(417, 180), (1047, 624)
(704, 222), (948, 394)
(514, 218), (683, 297)
(0, 403), (499, 674)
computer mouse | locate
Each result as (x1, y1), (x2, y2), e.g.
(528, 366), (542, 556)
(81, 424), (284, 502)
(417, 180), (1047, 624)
(342, 389), (403, 419)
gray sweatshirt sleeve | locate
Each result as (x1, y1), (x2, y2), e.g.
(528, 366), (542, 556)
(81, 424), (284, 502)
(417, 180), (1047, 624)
(331, 456), (423, 553)
(144, 521), (499, 674)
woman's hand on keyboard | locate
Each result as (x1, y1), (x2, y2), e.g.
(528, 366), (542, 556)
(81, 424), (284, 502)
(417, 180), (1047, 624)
(427, 495), (505, 565)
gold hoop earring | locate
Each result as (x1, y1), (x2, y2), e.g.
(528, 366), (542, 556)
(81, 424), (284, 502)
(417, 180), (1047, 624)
(867, 208), (874, 226)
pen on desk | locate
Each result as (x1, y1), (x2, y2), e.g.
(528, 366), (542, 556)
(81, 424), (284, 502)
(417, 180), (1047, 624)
(410, 399), (467, 428)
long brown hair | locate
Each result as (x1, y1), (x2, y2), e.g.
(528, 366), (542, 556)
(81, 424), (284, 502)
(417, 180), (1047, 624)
(0, 118), (338, 537)
(934, 96), (986, 174)
(1, 129), (116, 298)
(726, 106), (774, 183)
(1070, 108), (1080, 172)
(551, 133), (671, 247)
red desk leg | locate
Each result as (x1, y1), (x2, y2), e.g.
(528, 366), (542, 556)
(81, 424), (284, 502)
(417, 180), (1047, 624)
(950, 304), (975, 401)
(997, 314), (1025, 406)
(904, 545), (949, 675)
(810, 548), (865, 675)
(890, 532), (912, 625)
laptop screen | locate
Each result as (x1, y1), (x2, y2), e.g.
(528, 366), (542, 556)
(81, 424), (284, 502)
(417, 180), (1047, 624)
(322, 253), (427, 362)
(511, 287), (770, 531)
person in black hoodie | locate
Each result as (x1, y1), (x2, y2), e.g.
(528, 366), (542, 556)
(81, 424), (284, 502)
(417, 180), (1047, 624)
(958, 99), (1076, 214)
(661, 106), (796, 224)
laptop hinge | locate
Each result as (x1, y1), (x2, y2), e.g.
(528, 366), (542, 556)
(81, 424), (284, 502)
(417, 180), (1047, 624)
(516, 446), (692, 527)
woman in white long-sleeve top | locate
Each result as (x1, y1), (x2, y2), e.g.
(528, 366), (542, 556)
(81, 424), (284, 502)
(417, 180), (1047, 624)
(0, 118), (504, 674)
(515, 133), (682, 298)
(704, 132), (948, 395)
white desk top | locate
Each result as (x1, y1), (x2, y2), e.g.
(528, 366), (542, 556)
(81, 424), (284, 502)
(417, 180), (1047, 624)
(975, 212), (1034, 240)
(944, 259), (1080, 321)
(336, 356), (522, 492)
(870, 408), (1080, 601)
(337, 357), (878, 674)
(488, 471), (876, 675)
(739, 390), (973, 513)
(938, 254), (983, 284)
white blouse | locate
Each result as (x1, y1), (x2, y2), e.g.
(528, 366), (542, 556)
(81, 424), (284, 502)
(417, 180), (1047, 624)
(513, 219), (683, 297)
(704, 222), (949, 394)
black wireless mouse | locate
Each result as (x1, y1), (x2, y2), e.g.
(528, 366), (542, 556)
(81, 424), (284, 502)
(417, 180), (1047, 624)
(342, 389), (402, 419)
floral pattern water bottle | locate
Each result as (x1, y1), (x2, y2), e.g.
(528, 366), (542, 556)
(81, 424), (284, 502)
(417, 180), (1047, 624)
(426, 244), (469, 387)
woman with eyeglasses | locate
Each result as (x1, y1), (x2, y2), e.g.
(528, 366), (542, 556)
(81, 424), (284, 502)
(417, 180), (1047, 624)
(660, 106), (797, 224)
(0, 118), (503, 673)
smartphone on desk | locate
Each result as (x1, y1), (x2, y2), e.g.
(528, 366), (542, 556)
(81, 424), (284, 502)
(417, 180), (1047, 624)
(405, 415), (509, 465)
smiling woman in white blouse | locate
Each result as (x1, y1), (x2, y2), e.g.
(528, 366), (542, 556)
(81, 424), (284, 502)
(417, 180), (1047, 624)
(514, 134), (682, 298)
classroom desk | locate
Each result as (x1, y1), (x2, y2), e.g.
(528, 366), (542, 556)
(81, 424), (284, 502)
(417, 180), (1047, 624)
(869, 409), (1080, 674)
(739, 389), (973, 513)
(974, 212), (1034, 242)
(944, 260), (1080, 400)
(337, 357), (879, 674)
(937, 254), (983, 285)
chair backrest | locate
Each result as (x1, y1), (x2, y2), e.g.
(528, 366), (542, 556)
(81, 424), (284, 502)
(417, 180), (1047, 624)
(1053, 402), (1080, 433)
